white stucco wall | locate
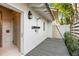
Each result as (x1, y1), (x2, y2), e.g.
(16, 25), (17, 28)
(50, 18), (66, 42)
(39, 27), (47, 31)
(47, 22), (53, 38)
(24, 10), (49, 55)
(1, 3), (53, 55)
(58, 25), (70, 38)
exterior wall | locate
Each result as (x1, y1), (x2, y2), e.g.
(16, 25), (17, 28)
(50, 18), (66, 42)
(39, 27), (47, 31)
(52, 24), (70, 39)
(23, 8), (52, 55)
(1, 3), (53, 55)
(47, 22), (53, 38)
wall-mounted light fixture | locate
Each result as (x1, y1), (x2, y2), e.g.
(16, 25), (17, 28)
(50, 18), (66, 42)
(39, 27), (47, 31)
(28, 11), (32, 19)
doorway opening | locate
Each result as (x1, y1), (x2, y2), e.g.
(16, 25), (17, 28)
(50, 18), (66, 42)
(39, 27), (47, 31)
(0, 5), (21, 55)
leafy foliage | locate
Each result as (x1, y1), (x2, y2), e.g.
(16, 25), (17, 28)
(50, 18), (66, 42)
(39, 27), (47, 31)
(50, 3), (74, 25)
(64, 32), (79, 55)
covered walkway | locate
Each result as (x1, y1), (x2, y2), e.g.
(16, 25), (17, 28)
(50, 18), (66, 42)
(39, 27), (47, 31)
(26, 38), (69, 56)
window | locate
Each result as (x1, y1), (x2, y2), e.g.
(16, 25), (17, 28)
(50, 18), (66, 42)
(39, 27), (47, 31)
(43, 22), (45, 31)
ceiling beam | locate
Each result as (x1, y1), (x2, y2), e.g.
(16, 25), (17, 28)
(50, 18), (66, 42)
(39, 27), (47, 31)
(28, 3), (45, 8)
(45, 3), (54, 20)
(28, 3), (53, 21)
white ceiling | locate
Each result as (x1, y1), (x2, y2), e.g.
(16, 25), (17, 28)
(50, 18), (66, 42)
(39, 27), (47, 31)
(27, 3), (54, 21)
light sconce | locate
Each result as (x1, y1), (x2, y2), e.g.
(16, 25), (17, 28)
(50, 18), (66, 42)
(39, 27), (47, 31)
(28, 11), (32, 19)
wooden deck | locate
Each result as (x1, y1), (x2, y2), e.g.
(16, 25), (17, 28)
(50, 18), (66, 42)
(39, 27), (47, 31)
(26, 38), (69, 56)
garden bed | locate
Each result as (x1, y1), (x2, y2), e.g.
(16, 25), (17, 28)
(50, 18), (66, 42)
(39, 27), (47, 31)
(64, 32), (79, 56)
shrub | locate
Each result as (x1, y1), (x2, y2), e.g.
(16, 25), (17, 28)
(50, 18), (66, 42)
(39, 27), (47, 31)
(64, 32), (79, 55)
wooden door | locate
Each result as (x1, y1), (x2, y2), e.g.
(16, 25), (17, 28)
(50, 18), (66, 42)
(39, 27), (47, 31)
(0, 11), (2, 47)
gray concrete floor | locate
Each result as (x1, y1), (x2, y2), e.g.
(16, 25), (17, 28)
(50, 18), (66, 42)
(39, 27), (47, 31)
(26, 38), (69, 56)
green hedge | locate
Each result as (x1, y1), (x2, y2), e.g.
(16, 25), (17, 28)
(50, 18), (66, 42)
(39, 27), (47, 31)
(64, 32), (79, 56)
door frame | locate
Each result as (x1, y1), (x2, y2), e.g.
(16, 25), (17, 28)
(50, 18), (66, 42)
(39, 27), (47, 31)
(0, 11), (2, 47)
(0, 3), (24, 55)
